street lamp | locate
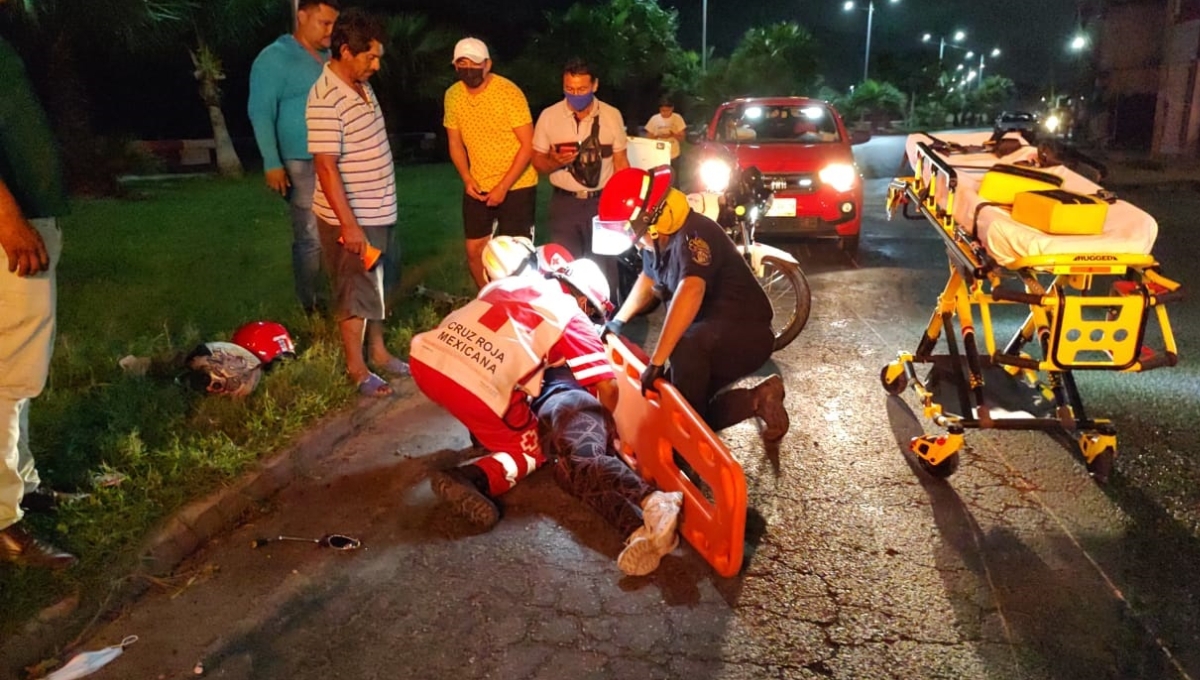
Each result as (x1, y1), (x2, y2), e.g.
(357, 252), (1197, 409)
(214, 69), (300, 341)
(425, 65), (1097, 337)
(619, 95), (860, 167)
(977, 47), (1000, 89)
(1070, 34), (1088, 51)
(844, 0), (900, 83)
(702, 0), (708, 72)
(922, 30), (966, 63)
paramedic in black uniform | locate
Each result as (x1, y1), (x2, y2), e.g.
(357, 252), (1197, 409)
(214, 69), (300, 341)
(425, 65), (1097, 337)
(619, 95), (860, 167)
(596, 165), (789, 442)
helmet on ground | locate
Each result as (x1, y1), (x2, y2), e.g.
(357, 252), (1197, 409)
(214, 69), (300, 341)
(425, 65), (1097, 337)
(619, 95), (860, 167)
(594, 165), (675, 250)
(183, 342), (263, 398)
(232, 321), (296, 365)
(550, 258), (613, 323)
(482, 235), (537, 281)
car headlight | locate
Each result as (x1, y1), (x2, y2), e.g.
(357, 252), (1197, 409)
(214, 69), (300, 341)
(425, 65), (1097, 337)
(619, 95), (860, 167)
(699, 158), (732, 193)
(1045, 115), (1061, 133)
(819, 163), (857, 193)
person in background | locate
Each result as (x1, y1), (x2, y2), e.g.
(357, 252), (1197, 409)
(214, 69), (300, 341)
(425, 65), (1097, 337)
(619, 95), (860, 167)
(443, 37), (537, 290)
(644, 96), (686, 175)
(306, 8), (407, 397)
(248, 0), (340, 314)
(0, 22), (77, 569)
(531, 58), (629, 301)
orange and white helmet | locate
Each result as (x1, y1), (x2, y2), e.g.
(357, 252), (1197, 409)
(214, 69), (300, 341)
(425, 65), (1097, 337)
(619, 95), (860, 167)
(481, 236), (537, 281)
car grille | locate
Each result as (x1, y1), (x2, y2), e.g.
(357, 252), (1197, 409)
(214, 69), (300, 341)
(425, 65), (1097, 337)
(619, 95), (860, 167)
(762, 172), (819, 194)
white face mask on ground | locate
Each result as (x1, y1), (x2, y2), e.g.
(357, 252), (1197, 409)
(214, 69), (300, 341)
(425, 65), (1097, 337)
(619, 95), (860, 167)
(46, 636), (138, 680)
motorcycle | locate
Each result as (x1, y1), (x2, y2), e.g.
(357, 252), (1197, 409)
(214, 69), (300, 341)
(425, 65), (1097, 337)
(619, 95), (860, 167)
(612, 159), (812, 352)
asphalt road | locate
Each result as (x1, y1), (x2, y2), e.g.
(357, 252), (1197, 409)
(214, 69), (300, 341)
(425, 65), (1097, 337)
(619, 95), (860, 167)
(69, 137), (1200, 680)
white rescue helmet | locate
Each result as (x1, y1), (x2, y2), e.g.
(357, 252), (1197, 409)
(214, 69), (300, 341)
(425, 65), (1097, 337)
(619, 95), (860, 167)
(481, 236), (537, 281)
(550, 258), (613, 323)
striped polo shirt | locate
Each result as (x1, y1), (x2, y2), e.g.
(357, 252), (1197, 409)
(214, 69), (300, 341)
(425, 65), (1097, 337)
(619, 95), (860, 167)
(307, 64), (397, 227)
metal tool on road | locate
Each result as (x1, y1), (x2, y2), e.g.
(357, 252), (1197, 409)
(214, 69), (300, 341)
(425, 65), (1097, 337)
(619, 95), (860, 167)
(251, 534), (362, 550)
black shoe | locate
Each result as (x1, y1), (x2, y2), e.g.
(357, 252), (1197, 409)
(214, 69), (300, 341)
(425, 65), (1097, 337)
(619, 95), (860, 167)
(0, 525), (77, 570)
(20, 487), (63, 513)
(428, 468), (500, 530)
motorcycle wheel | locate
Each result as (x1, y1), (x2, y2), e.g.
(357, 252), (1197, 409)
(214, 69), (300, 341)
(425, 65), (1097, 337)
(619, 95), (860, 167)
(759, 256), (811, 351)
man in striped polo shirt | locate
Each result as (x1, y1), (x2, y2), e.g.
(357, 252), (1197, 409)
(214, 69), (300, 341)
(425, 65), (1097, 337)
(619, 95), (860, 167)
(306, 9), (406, 397)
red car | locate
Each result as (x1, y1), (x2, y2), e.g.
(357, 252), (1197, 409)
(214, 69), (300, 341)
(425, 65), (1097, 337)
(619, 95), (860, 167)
(695, 96), (868, 255)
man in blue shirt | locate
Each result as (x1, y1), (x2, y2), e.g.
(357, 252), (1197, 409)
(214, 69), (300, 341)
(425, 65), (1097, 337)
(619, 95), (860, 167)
(248, 0), (340, 314)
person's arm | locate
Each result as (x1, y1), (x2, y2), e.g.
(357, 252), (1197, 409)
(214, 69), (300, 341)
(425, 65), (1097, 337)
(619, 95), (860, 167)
(612, 271), (656, 323)
(485, 122), (534, 207)
(446, 127), (485, 201)
(669, 114), (687, 142)
(610, 109), (630, 171)
(532, 110), (577, 174)
(648, 276), (705, 366)
(312, 153), (366, 252)
(247, 51), (289, 194)
(0, 180), (47, 277)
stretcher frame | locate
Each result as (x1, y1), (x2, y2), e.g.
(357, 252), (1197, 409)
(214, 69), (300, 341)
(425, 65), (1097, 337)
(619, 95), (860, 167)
(882, 140), (1183, 481)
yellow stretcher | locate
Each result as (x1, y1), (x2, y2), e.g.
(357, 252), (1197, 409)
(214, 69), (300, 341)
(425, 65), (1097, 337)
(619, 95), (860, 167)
(882, 132), (1183, 482)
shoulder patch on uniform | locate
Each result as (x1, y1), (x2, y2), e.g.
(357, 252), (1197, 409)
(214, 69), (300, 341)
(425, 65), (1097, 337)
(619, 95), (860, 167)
(687, 236), (712, 266)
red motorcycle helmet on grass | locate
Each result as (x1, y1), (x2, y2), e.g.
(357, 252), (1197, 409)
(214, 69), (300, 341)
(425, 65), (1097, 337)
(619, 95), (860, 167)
(231, 321), (296, 366)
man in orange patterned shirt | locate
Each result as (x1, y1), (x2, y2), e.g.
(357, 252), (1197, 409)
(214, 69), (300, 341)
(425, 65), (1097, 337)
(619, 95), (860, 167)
(444, 37), (537, 288)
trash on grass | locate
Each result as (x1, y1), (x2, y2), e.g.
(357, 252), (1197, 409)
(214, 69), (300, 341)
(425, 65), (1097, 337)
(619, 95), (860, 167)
(118, 355), (152, 377)
(91, 471), (127, 489)
(251, 534), (362, 550)
(45, 636), (137, 680)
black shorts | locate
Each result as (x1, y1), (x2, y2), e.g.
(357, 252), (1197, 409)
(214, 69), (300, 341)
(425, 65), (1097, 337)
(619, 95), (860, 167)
(461, 185), (536, 240)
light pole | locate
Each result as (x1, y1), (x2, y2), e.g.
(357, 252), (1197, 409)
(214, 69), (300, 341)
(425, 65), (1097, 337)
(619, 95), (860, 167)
(977, 47), (1000, 89)
(844, 0), (899, 83)
(922, 30), (966, 64)
(702, 0), (708, 72)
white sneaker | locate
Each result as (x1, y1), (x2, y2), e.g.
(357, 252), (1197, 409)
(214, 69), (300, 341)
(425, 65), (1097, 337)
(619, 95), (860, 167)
(616, 491), (683, 576)
(640, 490), (683, 550)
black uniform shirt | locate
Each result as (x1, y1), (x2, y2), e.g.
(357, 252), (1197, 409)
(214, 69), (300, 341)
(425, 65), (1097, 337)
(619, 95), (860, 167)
(641, 210), (772, 325)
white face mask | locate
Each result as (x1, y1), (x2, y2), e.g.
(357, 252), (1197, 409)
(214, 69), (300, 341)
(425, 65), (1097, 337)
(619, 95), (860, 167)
(46, 636), (138, 680)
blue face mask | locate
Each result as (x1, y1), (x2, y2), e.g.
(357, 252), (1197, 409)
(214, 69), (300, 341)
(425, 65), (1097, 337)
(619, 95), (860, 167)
(565, 91), (595, 111)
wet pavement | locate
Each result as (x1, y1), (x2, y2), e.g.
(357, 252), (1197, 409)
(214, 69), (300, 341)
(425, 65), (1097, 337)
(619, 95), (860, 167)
(21, 140), (1200, 680)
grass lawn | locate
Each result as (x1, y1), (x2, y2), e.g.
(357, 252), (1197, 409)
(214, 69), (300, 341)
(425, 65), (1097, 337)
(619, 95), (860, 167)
(0, 162), (499, 637)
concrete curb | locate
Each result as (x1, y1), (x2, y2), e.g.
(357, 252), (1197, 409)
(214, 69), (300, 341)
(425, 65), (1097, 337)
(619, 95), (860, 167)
(1, 379), (423, 673)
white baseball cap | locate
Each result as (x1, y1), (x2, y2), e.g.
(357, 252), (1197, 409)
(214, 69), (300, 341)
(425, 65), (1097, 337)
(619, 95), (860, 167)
(452, 37), (490, 64)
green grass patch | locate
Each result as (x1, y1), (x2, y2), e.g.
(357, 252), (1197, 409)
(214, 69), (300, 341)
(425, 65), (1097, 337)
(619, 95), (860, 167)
(0, 163), (478, 635)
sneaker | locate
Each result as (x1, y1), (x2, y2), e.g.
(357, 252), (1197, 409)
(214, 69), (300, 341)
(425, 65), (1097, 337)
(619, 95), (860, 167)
(617, 528), (680, 576)
(640, 490), (683, 549)
(753, 375), (790, 442)
(428, 468), (500, 531)
(0, 525), (77, 570)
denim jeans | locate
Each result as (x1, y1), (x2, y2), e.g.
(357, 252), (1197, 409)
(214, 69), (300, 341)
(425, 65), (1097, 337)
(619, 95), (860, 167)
(285, 159), (324, 311)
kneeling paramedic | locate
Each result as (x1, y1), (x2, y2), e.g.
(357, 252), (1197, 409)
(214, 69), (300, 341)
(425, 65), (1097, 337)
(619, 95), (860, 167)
(408, 236), (683, 575)
(596, 165), (789, 442)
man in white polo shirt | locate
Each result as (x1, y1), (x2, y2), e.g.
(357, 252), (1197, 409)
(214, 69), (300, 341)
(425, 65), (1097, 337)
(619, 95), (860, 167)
(532, 58), (629, 301)
(307, 8), (406, 397)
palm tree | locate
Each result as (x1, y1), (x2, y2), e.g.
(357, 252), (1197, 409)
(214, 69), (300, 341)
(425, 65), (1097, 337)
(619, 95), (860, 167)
(727, 22), (820, 98)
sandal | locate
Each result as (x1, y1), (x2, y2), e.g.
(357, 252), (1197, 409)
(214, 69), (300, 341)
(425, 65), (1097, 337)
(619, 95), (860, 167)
(357, 372), (394, 397)
(373, 357), (411, 378)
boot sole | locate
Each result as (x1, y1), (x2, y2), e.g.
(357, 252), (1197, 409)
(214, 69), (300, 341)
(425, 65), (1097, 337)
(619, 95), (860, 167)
(428, 471), (500, 530)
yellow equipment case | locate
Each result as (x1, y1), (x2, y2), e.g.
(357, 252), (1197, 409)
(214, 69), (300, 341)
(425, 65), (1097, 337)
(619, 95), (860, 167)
(978, 164), (1064, 203)
(1011, 189), (1109, 235)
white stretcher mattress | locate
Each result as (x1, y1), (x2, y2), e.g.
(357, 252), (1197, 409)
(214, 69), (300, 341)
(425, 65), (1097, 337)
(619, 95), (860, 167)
(904, 132), (1158, 268)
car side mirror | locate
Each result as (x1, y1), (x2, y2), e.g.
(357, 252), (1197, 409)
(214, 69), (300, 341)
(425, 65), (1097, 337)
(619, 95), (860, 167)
(850, 129), (872, 145)
(685, 129), (703, 145)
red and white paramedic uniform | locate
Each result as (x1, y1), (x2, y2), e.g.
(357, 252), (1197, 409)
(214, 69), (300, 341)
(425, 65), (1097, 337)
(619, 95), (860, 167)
(409, 276), (614, 496)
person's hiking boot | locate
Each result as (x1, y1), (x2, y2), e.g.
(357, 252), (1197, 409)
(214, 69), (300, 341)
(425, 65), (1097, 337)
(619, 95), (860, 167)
(428, 468), (500, 531)
(752, 375), (790, 442)
(0, 525), (77, 570)
(617, 490), (683, 576)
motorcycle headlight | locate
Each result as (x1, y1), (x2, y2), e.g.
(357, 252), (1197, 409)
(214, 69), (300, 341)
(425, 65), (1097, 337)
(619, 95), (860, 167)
(700, 159), (732, 193)
(819, 163), (857, 193)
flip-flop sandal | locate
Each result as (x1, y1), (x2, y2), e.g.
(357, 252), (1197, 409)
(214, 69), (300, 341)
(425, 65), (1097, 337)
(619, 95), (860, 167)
(357, 372), (393, 397)
(374, 357), (411, 378)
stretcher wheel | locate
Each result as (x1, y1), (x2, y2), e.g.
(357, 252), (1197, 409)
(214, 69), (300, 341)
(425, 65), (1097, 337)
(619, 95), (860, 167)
(1086, 447), (1115, 485)
(918, 452), (960, 479)
(880, 364), (907, 395)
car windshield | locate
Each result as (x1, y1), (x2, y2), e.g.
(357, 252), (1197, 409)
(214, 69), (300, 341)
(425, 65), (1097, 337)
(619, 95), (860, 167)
(717, 104), (841, 144)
